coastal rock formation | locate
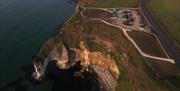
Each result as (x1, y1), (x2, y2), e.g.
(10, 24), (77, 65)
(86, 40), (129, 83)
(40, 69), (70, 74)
(33, 40), (119, 91)
(32, 11), (132, 90)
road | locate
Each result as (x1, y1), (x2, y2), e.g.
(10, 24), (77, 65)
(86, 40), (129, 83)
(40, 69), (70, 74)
(141, 0), (180, 67)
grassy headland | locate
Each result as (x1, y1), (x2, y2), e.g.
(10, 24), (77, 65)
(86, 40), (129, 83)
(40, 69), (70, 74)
(35, 35), (63, 62)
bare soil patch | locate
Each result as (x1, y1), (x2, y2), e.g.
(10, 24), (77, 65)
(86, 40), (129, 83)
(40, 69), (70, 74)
(127, 31), (168, 58)
(83, 9), (113, 18)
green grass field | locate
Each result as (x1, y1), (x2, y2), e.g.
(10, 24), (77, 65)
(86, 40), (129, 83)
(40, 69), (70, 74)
(79, 0), (140, 8)
(148, 0), (180, 46)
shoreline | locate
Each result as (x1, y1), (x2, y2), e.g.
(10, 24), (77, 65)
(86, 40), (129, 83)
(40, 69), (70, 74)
(32, 0), (180, 91)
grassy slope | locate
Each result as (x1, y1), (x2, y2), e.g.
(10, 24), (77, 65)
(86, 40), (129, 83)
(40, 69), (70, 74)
(148, 0), (180, 46)
(79, 0), (140, 8)
(61, 11), (180, 90)
(36, 35), (63, 61)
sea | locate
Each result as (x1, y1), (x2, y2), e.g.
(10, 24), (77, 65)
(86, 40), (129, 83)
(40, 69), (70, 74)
(0, 0), (79, 91)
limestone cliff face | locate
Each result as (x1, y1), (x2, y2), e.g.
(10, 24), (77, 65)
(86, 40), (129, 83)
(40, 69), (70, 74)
(33, 40), (119, 91)
(71, 41), (119, 79)
(71, 41), (119, 91)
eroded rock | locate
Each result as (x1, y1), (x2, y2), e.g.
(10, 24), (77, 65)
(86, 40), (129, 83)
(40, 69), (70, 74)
(33, 41), (119, 91)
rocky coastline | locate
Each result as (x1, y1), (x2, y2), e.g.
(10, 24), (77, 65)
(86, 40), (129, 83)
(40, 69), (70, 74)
(32, 1), (120, 91)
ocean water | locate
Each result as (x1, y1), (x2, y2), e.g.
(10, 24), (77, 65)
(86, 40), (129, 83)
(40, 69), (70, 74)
(0, 0), (75, 90)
